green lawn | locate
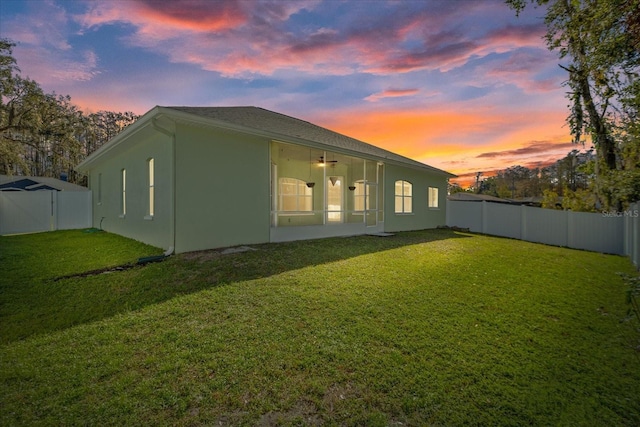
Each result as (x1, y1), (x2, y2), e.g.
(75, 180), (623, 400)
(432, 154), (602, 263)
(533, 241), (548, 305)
(1, 229), (639, 426)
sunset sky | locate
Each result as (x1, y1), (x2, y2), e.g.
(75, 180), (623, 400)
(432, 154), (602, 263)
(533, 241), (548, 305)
(0, 0), (588, 186)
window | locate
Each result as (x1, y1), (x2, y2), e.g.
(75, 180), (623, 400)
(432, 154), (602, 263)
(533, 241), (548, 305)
(395, 180), (412, 213)
(120, 168), (126, 216)
(353, 180), (366, 211)
(428, 187), (439, 208)
(97, 173), (102, 204)
(148, 158), (155, 217)
(327, 176), (343, 222)
(279, 178), (312, 212)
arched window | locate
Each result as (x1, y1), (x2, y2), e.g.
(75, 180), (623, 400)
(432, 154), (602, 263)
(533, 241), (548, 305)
(279, 178), (313, 212)
(395, 180), (412, 213)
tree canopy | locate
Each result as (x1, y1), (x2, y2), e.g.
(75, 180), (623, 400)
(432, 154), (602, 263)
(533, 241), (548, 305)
(0, 38), (138, 184)
(507, 0), (640, 209)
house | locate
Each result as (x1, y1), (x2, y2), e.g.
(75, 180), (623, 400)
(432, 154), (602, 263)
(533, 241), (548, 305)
(75, 106), (455, 254)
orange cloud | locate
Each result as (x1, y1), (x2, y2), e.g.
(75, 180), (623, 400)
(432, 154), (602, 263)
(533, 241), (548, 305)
(313, 106), (574, 188)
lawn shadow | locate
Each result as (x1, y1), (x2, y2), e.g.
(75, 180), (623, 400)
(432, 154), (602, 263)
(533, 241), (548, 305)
(2, 228), (473, 344)
(178, 228), (473, 284)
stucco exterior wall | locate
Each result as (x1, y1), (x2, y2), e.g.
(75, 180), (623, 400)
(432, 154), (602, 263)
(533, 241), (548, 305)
(89, 130), (173, 250)
(383, 164), (447, 232)
(173, 124), (270, 253)
(82, 110), (451, 253)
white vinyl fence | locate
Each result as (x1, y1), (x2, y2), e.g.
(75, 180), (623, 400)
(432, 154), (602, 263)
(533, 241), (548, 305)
(0, 190), (92, 235)
(447, 200), (640, 267)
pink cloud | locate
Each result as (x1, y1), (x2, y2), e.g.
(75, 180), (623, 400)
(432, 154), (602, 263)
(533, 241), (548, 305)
(365, 88), (421, 102)
(476, 141), (575, 159)
(12, 45), (100, 85)
(6, 0), (557, 86)
(134, 0), (247, 32)
(75, 0), (248, 35)
(484, 23), (546, 48)
(70, 0), (547, 78)
(4, 1), (71, 51)
(483, 50), (563, 93)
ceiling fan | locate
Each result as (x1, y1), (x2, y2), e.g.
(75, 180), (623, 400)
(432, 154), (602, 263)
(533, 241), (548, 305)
(318, 156), (338, 165)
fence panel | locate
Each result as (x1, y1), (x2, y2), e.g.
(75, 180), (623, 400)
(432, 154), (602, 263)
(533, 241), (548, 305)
(446, 200), (483, 232)
(522, 206), (568, 247)
(0, 191), (54, 235)
(0, 190), (92, 235)
(57, 192), (92, 230)
(446, 200), (630, 257)
(624, 202), (640, 267)
(569, 210), (623, 254)
(484, 203), (521, 239)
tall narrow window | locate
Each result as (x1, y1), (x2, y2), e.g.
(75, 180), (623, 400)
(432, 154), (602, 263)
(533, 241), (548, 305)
(279, 178), (313, 212)
(148, 158), (155, 217)
(394, 180), (412, 213)
(354, 180), (366, 211)
(327, 176), (343, 223)
(121, 168), (126, 216)
(428, 187), (439, 208)
(97, 173), (102, 204)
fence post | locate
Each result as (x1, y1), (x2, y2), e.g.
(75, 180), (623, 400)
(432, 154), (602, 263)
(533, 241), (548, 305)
(520, 205), (527, 241)
(50, 191), (57, 231)
(629, 204), (632, 263)
(566, 209), (573, 249)
(481, 201), (488, 234)
(625, 203), (640, 268)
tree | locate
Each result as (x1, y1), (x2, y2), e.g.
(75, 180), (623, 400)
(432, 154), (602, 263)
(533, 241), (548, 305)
(507, 0), (640, 209)
(0, 38), (138, 183)
(448, 181), (466, 194)
(80, 111), (138, 156)
(0, 52), (46, 175)
(541, 189), (561, 209)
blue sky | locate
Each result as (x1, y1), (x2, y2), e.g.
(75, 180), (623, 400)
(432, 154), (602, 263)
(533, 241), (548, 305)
(0, 0), (583, 185)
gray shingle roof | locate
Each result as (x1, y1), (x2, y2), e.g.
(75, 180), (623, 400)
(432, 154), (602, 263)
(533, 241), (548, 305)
(165, 106), (454, 176)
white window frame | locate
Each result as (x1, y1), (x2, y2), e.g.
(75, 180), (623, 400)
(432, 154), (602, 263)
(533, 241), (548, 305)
(278, 177), (313, 214)
(145, 158), (155, 220)
(120, 168), (126, 217)
(97, 173), (102, 205)
(395, 180), (412, 214)
(353, 180), (366, 212)
(327, 176), (343, 223)
(428, 186), (439, 209)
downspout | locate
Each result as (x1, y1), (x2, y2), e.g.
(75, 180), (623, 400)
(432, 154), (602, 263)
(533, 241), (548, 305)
(152, 117), (176, 255)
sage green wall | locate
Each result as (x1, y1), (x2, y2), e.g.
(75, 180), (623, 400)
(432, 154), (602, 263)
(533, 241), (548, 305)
(383, 164), (448, 232)
(174, 124), (270, 253)
(89, 131), (173, 250)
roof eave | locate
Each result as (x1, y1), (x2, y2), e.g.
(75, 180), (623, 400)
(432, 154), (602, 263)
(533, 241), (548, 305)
(159, 107), (456, 177)
(75, 106), (162, 173)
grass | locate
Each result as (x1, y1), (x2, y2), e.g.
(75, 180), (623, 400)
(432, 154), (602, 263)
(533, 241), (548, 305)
(1, 229), (639, 426)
